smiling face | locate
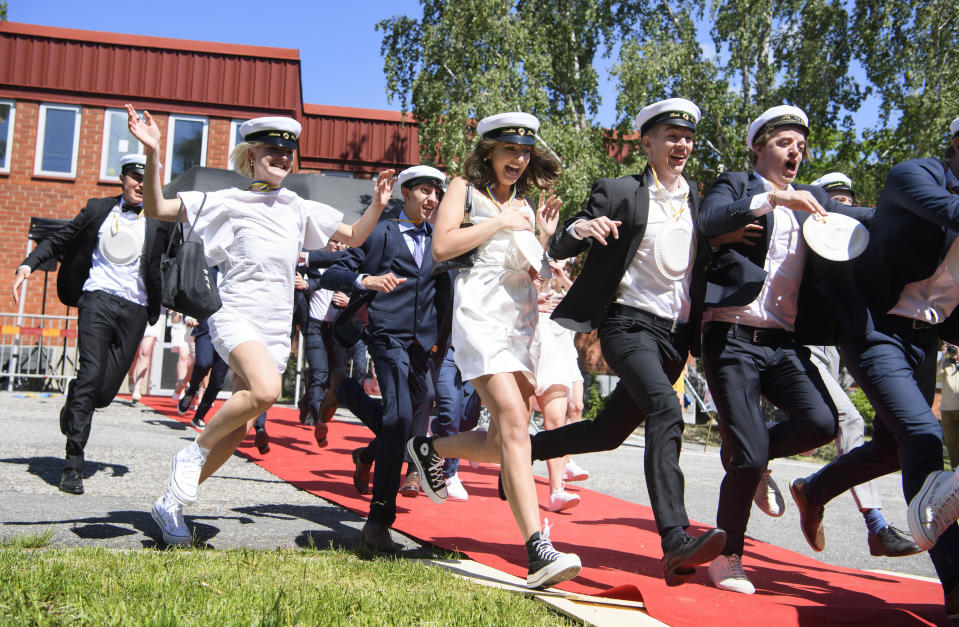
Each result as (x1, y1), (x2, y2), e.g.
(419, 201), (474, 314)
(119, 171), (144, 205)
(401, 183), (441, 223)
(488, 141), (532, 190)
(642, 124), (694, 181)
(754, 126), (807, 187)
(249, 143), (295, 186)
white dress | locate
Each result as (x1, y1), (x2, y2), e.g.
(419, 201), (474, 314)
(530, 304), (583, 397)
(178, 188), (342, 372)
(451, 192), (538, 383)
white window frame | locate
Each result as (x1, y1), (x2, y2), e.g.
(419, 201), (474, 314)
(34, 103), (81, 178)
(164, 114), (209, 183)
(228, 118), (248, 170)
(99, 108), (143, 181)
(0, 99), (14, 174)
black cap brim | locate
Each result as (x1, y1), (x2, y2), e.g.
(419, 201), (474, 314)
(641, 117), (696, 135)
(256, 135), (299, 151)
(494, 134), (536, 146)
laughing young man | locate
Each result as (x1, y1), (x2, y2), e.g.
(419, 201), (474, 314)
(530, 98), (726, 587)
(696, 105), (872, 594)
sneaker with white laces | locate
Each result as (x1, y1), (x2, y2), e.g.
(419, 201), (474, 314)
(908, 469), (959, 551)
(150, 492), (192, 546)
(548, 486), (580, 512)
(407, 436), (447, 503)
(526, 519), (582, 589)
(708, 554), (755, 594)
(563, 460), (590, 482)
(177, 393), (193, 416)
(445, 472), (469, 501)
(168, 442), (208, 506)
(754, 468), (785, 517)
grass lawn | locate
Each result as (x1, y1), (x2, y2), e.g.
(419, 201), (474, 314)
(0, 540), (574, 626)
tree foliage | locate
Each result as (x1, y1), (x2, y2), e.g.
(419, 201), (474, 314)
(379, 0), (958, 214)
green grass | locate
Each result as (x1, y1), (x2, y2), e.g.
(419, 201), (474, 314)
(0, 546), (573, 626)
(0, 528), (54, 549)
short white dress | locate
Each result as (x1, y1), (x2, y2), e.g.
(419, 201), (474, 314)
(530, 305), (584, 397)
(178, 188), (342, 373)
(451, 192), (539, 383)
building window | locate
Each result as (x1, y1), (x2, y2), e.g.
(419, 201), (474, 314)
(228, 119), (247, 170)
(34, 103), (81, 178)
(0, 100), (14, 174)
(164, 115), (208, 182)
(100, 108), (143, 180)
(323, 170), (354, 179)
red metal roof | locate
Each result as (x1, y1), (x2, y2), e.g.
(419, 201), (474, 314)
(301, 104), (420, 172)
(0, 21), (302, 117)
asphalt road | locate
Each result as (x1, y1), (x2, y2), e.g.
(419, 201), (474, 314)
(0, 391), (936, 583)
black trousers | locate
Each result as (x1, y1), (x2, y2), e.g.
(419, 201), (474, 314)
(62, 290), (148, 470)
(701, 322), (837, 555)
(531, 312), (691, 534)
(359, 335), (432, 525)
(185, 331), (229, 407)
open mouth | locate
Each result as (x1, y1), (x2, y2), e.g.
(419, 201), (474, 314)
(668, 153), (688, 167)
(783, 159), (798, 176)
(503, 164), (522, 179)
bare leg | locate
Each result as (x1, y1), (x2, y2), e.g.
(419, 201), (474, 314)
(129, 336), (156, 398)
(538, 385), (570, 493)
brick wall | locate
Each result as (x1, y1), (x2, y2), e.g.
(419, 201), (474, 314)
(0, 100), (247, 317)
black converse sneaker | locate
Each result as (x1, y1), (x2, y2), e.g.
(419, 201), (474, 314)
(525, 519), (582, 589)
(407, 436), (447, 503)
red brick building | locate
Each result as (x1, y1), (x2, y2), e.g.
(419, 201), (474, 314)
(0, 21), (421, 317)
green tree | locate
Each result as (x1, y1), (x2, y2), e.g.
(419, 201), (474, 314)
(0, 2), (8, 21)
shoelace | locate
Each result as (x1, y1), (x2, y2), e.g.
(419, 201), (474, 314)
(424, 445), (445, 489)
(532, 519), (560, 561)
(727, 555), (747, 579)
(179, 447), (206, 484)
(929, 481), (959, 531)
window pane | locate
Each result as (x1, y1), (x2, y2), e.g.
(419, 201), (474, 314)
(170, 119), (204, 180)
(234, 124), (243, 147)
(103, 110), (140, 178)
(0, 103), (10, 170)
(41, 108), (77, 173)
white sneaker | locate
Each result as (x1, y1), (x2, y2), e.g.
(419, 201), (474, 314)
(908, 469), (959, 550)
(548, 487), (580, 512)
(708, 554), (755, 594)
(563, 460), (590, 482)
(754, 468), (785, 517)
(168, 442), (207, 506)
(150, 493), (192, 546)
(445, 472), (469, 501)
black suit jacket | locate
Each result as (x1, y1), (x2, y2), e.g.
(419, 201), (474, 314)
(547, 167), (711, 357)
(21, 196), (173, 324)
(831, 159), (959, 341)
(698, 172), (874, 344)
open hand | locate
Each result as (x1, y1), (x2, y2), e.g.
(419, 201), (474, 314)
(572, 216), (622, 246)
(710, 223), (764, 247)
(536, 191), (562, 239)
(125, 104), (161, 153)
(372, 170), (397, 209)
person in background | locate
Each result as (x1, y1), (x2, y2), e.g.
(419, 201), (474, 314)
(128, 310), (166, 402)
(941, 343), (959, 471)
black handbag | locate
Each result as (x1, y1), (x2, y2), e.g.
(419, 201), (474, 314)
(161, 193), (222, 319)
(431, 184), (477, 275)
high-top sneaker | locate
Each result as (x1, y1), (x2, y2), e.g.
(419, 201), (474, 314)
(150, 492), (192, 546)
(407, 436), (447, 503)
(908, 470), (959, 550)
(168, 442), (208, 506)
(525, 519), (582, 589)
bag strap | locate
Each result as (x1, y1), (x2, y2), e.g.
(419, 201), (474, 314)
(464, 184), (473, 215)
(166, 193), (208, 256)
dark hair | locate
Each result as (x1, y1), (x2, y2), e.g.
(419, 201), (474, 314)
(946, 141), (957, 160)
(748, 124), (811, 167)
(462, 138), (561, 196)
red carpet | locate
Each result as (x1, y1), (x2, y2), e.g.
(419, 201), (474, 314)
(140, 396), (949, 626)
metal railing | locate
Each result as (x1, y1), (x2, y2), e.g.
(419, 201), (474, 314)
(0, 312), (79, 392)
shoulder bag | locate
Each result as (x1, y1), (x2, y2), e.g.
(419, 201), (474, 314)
(161, 193), (222, 319)
(431, 184), (477, 275)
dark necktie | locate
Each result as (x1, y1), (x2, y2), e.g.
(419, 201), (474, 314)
(121, 202), (142, 213)
(410, 226), (426, 268)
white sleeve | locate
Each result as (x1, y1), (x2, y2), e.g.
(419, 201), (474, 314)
(301, 200), (344, 250)
(177, 190), (234, 267)
(750, 192), (775, 217)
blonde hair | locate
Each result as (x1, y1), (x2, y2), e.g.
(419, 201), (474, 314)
(230, 141), (262, 178)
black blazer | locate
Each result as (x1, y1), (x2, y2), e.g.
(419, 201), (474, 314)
(547, 167), (712, 357)
(698, 172), (874, 344)
(21, 196), (173, 324)
(831, 159), (959, 341)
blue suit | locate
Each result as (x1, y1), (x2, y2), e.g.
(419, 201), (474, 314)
(320, 219), (449, 525)
(698, 171), (871, 556)
(803, 159), (959, 594)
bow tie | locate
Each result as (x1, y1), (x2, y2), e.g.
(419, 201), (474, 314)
(121, 202), (142, 214)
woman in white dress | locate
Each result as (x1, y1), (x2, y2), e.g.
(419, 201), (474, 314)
(530, 261), (586, 513)
(126, 105), (394, 545)
(407, 113), (581, 589)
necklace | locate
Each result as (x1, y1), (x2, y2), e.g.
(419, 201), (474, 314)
(249, 180), (281, 192)
(651, 168), (689, 221)
(485, 185), (516, 212)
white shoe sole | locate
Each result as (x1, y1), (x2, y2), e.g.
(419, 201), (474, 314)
(168, 454), (199, 506)
(406, 439), (446, 504)
(150, 504), (191, 546)
(710, 576), (755, 595)
(548, 497), (580, 513)
(527, 553), (582, 589)
(908, 471), (949, 551)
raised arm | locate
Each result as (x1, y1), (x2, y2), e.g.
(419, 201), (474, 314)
(333, 170), (394, 247)
(125, 105), (183, 222)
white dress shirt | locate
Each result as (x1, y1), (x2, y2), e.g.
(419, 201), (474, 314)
(307, 267), (336, 322)
(83, 201), (148, 306)
(706, 173), (807, 331)
(888, 167), (959, 323)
